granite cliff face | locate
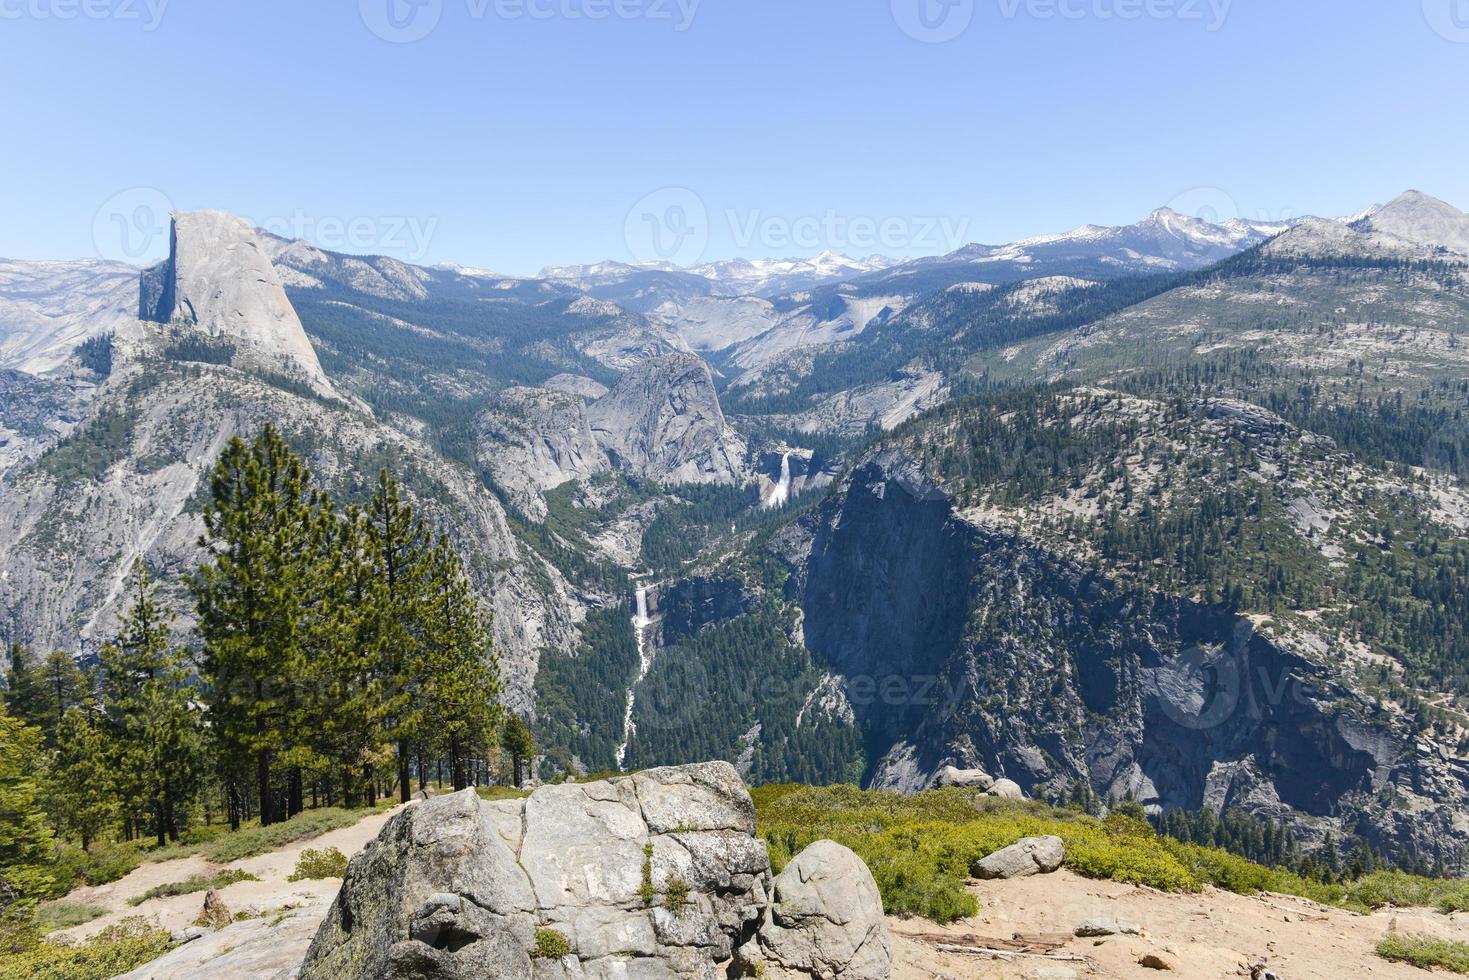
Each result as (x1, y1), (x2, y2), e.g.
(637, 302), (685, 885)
(586, 352), (747, 486)
(140, 211), (336, 396)
(783, 449), (1469, 861)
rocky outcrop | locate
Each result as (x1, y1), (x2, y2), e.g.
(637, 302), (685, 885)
(301, 763), (772, 979)
(140, 211), (336, 396)
(296, 764), (888, 980)
(587, 352), (746, 486)
(735, 840), (892, 980)
(790, 447), (1469, 865)
(477, 387), (611, 521)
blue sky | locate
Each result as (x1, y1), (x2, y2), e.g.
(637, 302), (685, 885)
(2, 0), (1467, 274)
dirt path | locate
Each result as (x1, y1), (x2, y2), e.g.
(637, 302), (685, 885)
(53, 805), (404, 943)
(890, 868), (1469, 979)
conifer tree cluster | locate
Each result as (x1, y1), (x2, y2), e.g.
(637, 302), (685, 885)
(0, 424), (507, 910)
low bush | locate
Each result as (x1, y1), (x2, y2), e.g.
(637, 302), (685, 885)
(1376, 932), (1469, 973)
(289, 847), (349, 881)
(32, 901), (106, 934)
(533, 927), (571, 959)
(0, 918), (171, 980)
(127, 868), (259, 906)
(48, 843), (143, 895)
(753, 784), (1469, 923)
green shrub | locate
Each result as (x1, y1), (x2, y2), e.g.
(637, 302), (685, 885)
(289, 847), (349, 881)
(31, 902), (106, 934)
(640, 843), (656, 906)
(533, 928), (572, 959)
(49, 843), (144, 895)
(1376, 933), (1469, 973)
(664, 877), (691, 911)
(127, 868), (259, 906)
(0, 918), (171, 980)
(142, 808), (369, 865)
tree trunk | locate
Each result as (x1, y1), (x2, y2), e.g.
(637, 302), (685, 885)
(397, 739), (411, 804)
(257, 749), (273, 827)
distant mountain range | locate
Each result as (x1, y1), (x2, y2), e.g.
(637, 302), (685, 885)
(5, 189), (1469, 872)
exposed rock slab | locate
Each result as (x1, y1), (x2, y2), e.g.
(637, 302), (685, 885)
(972, 837), (1066, 880)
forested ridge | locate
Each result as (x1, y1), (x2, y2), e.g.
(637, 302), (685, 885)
(0, 424), (514, 937)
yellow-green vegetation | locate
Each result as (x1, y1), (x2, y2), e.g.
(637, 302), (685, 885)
(31, 901), (106, 934)
(640, 842), (656, 906)
(0, 918), (171, 980)
(533, 927), (572, 959)
(753, 784), (1469, 923)
(289, 847), (349, 881)
(664, 877), (691, 911)
(149, 807), (370, 864)
(475, 786), (530, 802)
(128, 867), (259, 906)
(1377, 933), (1469, 973)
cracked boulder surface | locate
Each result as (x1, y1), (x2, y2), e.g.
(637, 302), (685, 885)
(299, 762), (780, 980)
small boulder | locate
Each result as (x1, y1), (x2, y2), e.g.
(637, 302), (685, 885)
(935, 766), (994, 791)
(195, 889), (232, 929)
(740, 839), (892, 980)
(987, 778), (1025, 800)
(1075, 917), (1142, 937)
(1139, 952), (1177, 971)
(972, 836), (1066, 880)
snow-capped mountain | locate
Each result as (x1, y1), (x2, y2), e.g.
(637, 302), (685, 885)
(539, 251), (898, 305)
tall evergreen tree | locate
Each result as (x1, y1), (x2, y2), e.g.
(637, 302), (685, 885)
(43, 707), (116, 851)
(419, 535), (502, 791)
(364, 470), (433, 803)
(101, 561), (205, 846)
(194, 424), (318, 827)
(0, 706), (55, 905)
(500, 715), (535, 789)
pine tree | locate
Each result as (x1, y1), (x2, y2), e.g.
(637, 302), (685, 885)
(419, 535), (502, 791)
(101, 561), (205, 846)
(501, 715), (535, 789)
(0, 706), (56, 905)
(305, 504), (394, 807)
(194, 424), (319, 827)
(2, 646), (45, 736)
(4, 647), (86, 747)
(43, 707), (116, 851)
(364, 470), (433, 804)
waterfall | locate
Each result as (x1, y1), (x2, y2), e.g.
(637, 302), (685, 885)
(764, 452), (792, 510)
(615, 586), (654, 771)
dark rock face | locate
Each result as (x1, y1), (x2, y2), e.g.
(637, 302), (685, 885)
(793, 449), (1469, 863)
(656, 577), (757, 647)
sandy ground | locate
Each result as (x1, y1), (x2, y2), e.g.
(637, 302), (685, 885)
(51, 805), (403, 943)
(891, 868), (1469, 980)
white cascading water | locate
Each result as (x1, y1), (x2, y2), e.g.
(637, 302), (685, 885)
(764, 451), (792, 510)
(614, 586), (654, 770)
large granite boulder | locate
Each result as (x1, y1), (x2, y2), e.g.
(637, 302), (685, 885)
(299, 762), (772, 980)
(736, 840), (892, 980)
(972, 836), (1066, 880)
